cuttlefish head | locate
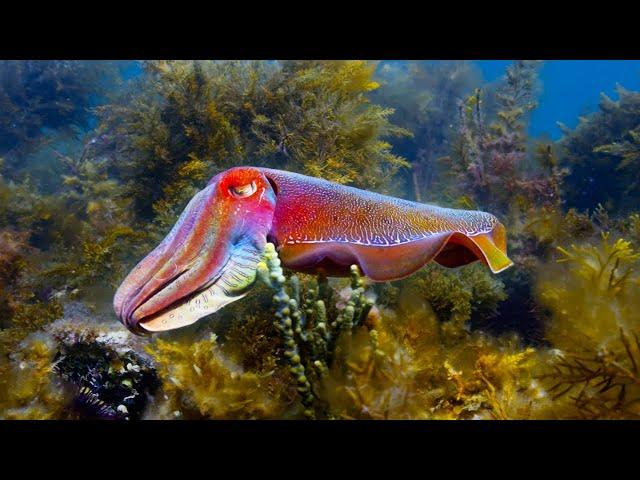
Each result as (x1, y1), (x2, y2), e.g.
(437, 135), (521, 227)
(114, 167), (276, 334)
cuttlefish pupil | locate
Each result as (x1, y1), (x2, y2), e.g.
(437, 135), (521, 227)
(114, 167), (513, 334)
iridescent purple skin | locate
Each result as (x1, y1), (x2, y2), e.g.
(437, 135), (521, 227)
(114, 167), (276, 333)
(261, 168), (512, 280)
(114, 167), (512, 334)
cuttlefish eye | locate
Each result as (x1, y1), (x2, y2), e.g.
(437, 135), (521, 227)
(229, 181), (257, 198)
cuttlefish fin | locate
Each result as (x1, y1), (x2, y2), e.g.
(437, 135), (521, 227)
(140, 238), (266, 332)
(434, 224), (513, 274)
(282, 225), (512, 282)
(351, 233), (452, 281)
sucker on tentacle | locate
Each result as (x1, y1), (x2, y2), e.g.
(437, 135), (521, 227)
(114, 167), (512, 333)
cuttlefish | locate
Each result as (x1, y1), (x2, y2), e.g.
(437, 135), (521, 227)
(114, 167), (513, 334)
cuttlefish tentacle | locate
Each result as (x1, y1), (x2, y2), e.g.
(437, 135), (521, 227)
(114, 166), (512, 334)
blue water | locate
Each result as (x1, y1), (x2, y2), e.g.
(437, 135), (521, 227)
(477, 60), (640, 139)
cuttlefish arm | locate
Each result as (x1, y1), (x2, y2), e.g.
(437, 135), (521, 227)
(114, 168), (276, 333)
(114, 167), (512, 334)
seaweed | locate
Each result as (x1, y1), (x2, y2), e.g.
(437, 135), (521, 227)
(321, 293), (548, 420)
(0, 332), (70, 420)
(395, 263), (507, 329)
(0, 224), (63, 356)
(442, 61), (567, 217)
(0, 229), (29, 322)
(146, 333), (296, 420)
(96, 60), (410, 227)
(245, 242), (543, 420)
(256, 243), (374, 418)
(535, 230), (640, 418)
(371, 61), (480, 201)
(560, 85), (640, 213)
(0, 61), (123, 180)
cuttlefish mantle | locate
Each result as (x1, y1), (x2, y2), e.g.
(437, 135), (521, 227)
(114, 166), (513, 333)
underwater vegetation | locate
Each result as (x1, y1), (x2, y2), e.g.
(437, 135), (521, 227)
(254, 242), (540, 419)
(371, 61), (481, 202)
(442, 61), (566, 217)
(95, 60), (409, 230)
(0, 61), (101, 156)
(1, 60), (640, 420)
(256, 243), (374, 419)
(0, 303), (158, 419)
(560, 85), (640, 213)
(0, 61), (125, 189)
(536, 230), (640, 418)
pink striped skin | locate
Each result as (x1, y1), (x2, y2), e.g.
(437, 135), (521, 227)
(262, 168), (511, 280)
(114, 167), (512, 333)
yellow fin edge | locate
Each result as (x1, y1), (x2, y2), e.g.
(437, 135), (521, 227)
(469, 231), (514, 274)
